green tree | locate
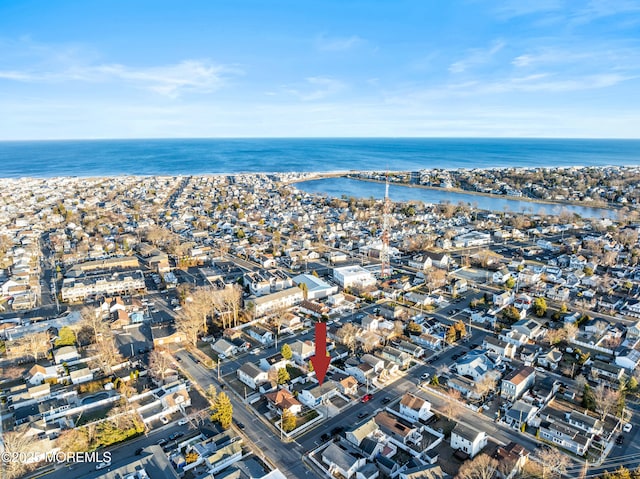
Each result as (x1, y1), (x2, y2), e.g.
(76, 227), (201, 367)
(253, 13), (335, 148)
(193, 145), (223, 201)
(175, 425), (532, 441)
(277, 367), (290, 385)
(55, 326), (76, 347)
(454, 320), (466, 339)
(505, 277), (516, 289)
(210, 391), (233, 429)
(298, 282), (309, 299)
(236, 228), (245, 239)
(445, 325), (457, 344)
(281, 409), (296, 432)
(405, 321), (422, 335)
(628, 376), (638, 392)
(308, 360), (314, 373)
(582, 384), (596, 411)
(281, 344), (292, 360)
(533, 297), (548, 318)
(503, 306), (521, 321)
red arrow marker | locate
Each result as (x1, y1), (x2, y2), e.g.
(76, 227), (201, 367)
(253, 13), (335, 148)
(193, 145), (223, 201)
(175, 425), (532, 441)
(310, 322), (331, 385)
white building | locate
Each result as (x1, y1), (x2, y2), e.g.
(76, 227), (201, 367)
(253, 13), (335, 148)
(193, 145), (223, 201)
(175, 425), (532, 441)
(450, 423), (487, 458)
(333, 266), (377, 290)
(246, 287), (304, 317)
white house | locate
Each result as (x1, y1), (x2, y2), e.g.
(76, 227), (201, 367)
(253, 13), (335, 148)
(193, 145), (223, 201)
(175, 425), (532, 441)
(69, 367), (93, 385)
(53, 345), (80, 364)
(211, 338), (237, 357)
(27, 364), (59, 385)
(399, 393), (432, 423)
(333, 265), (377, 289)
(501, 366), (536, 401)
(493, 291), (515, 308)
(237, 363), (268, 390)
(450, 423), (487, 458)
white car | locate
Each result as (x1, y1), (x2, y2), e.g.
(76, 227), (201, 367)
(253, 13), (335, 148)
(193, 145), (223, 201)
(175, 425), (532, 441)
(623, 423), (633, 433)
(178, 418), (189, 426)
(420, 373), (430, 381)
(160, 416), (169, 424)
(96, 460), (111, 470)
(218, 353), (227, 360)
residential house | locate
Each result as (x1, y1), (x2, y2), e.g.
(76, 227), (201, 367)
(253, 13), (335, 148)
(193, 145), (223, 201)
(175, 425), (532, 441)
(69, 367), (93, 385)
(338, 376), (359, 396)
(483, 336), (517, 360)
(493, 267), (512, 285)
(393, 340), (424, 358)
(538, 420), (592, 455)
(590, 360), (625, 383)
(211, 338), (237, 357)
(374, 411), (423, 448)
(454, 349), (498, 382)
(493, 291), (515, 308)
(237, 363), (268, 390)
(151, 324), (184, 347)
(259, 352), (289, 372)
(53, 345), (80, 365)
(290, 340), (315, 365)
(512, 318), (545, 341)
(492, 442), (529, 479)
(566, 410), (603, 435)
(247, 326), (275, 345)
(537, 349), (563, 371)
(321, 442), (371, 479)
(615, 348), (640, 371)
(501, 366), (536, 401)
(399, 393), (432, 422)
(264, 388), (302, 416)
(346, 419), (379, 447)
(246, 287), (304, 318)
(400, 464), (449, 479)
(298, 380), (339, 408)
(379, 346), (411, 369)
(450, 423), (487, 458)
(505, 400), (538, 429)
(27, 365), (58, 385)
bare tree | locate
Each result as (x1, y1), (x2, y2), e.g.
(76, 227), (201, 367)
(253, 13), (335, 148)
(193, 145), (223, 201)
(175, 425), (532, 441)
(148, 349), (174, 384)
(74, 306), (109, 348)
(456, 453), (499, 479)
(533, 447), (569, 479)
(336, 323), (359, 354)
(443, 388), (464, 419)
(424, 268), (447, 293)
(2, 427), (42, 479)
(593, 384), (620, 420)
(474, 375), (498, 400)
(8, 331), (50, 363)
(562, 323), (578, 341)
(216, 285), (242, 328)
(175, 305), (203, 347)
(90, 328), (123, 374)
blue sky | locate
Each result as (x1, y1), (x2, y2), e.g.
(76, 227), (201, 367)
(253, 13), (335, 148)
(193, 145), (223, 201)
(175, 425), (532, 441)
(0, 0), (639, 139)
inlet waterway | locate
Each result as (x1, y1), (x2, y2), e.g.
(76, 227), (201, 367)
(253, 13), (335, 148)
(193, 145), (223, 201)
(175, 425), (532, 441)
(295, 177), (616, 220)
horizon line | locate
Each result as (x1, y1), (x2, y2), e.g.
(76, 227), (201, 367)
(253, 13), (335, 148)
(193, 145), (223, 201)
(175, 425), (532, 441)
(1, 135), (640, 142)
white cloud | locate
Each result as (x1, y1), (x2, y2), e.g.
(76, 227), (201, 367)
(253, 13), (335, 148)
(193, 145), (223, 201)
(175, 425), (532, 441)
(287, 76), (346, 101)
(449, 40), (506, 73)
(315, 34), (364, 51)
(0, 59), (239, 97)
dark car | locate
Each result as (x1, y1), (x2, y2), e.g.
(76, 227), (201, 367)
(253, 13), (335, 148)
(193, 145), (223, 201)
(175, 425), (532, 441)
(235, 421), (246, 430)
(381, 397), (392, 404)
(320, 433), (330, 442)
(616, 435), (624, 445)
(331, 426), (345, 436)
(135, 447), (144, 455)
(156, 438), (168, 446)
(169, 432), (184, 441)
(357, 412), (367, 419)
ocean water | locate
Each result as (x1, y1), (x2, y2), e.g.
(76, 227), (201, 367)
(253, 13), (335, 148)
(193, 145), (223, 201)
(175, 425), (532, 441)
(0, 138), (638, 178)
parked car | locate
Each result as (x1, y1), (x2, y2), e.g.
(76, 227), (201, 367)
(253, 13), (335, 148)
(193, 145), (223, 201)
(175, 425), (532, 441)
(320, 433), (330, 442)
(96, 460), (111, 470)
(235, 421), (246, 430)
(159, 416), (169, 424)
(420, 373), (430, 381)
(330, 426), (345, 436)
(357, 412), (367, 419)
(157, 438), (168, 446)
(381, 397), (392, 404)
(623, 423), (633, 433)
(178, 418), (189, 426)
(361, 394), (373, 403)
(135, 448), (144, 455)
(169, 432), (184, 441)
(616, 435), (624, 445)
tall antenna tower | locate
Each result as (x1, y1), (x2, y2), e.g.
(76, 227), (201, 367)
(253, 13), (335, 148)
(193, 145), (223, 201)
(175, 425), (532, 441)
(379, 174), (392, 279)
